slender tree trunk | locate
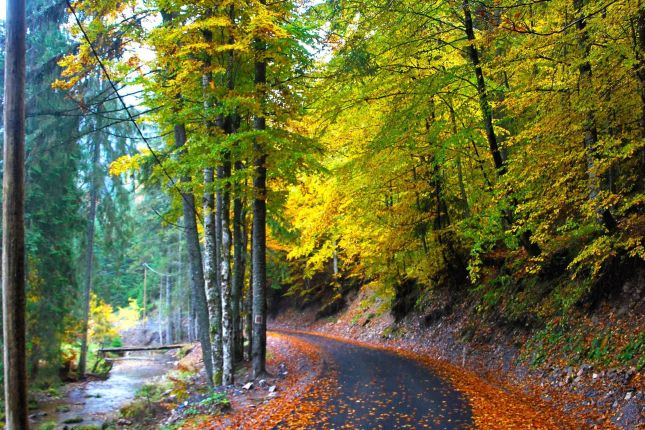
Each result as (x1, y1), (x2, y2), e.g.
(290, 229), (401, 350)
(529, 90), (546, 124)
(204, 163), (222, 381)
(221, 5), (237, 383)
(166, 273), (173, 344)
(245, 222), (253, 361)
(332, 240), (339, 275)
(176, 307), (182, 342)
(462, 1), (504, 174)
(177, 229), (184, 341)
(232, 174), (246, 361)
(220, 159), (234, 384)
(2, 0), (28, 423)
(201, 26), (224, 382)
(158, 275), (164, 345)
(252, 9), (268, 376)
(175, 124), (214, 386)
(573, 0), (617, 231)
(412, 165), (429, 254)
(638, 2), (645, 190)
(78, 132), (101, 378)
(462, 2), (541, 255)
(142, 265), (147, 323)
(188, 280), (196, 342)
(628, 0), (645, 190)
(449, 103), (470, 218)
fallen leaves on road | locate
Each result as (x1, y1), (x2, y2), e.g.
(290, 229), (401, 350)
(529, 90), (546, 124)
(277, 329), (588, 430)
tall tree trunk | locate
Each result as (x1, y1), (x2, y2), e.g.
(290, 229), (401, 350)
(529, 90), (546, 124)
(573, 0), (617, 231)
(201, 26), (224, 383)
(166, 273), (173, 344)
(245, 223), (253, 361)
(639, 3), (645, 190)
(2, 0), (28, 423)
(175, 124), (214, 386)
(78, 132), (101, 378)
(232, 172), (246, 361)
(188, 279), (196, 342)
(462, 2), (541, 256)
(221, 4), (237, 384)
(204, 163), (222, 381)
(252, 6), (268, 376)
(630, 0), (645, 191)
(449, 102), (470, 218)
(462, 1), (504, 175)
(219, 159), (234, 384)
(142, 265), (148, 323)
(177, 229), (184, 341)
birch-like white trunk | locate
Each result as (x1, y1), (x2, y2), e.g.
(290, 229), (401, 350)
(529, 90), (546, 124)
(219, 162), (234, 385)
(204, 165), (223, 381)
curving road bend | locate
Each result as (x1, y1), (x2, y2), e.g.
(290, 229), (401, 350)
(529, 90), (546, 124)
(275, 331), (472, 429)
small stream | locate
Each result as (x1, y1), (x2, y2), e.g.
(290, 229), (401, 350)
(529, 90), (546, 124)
(32, 352), (174, 429)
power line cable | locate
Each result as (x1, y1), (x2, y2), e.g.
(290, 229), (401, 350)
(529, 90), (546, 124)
(65, 0), (203, 223)
(143, 263), (175, 277)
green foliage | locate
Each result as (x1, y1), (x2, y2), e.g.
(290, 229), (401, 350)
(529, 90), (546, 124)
(198, 391), (229, 409)
(110, 336), (123, 348)
(136, 381), (173, 403)
(120, 399), (152, 420)
(523, 318), (643, 370)
(617, 334), (645, 371)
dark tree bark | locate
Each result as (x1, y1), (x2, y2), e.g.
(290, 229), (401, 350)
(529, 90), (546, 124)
(462, 1), (504, 175)
(175, 124), (215, 386)
(573, 0), (617, 232)
(636, 5), (645, 191)
(252, 9), (268, 377)
(245, 223), (253, 361)
(2, 0), (28, 425)
(462, 1), (541, 256)
(176, 229), (185, 341)
(232, 171), (246, 361)
(189, 279), (196, 342)
(221, 5), (237, 383)
(230, 31), (246, 361)
(165, 273), (173, 344)
(78, 131), (101, 378)
(638, 5), (645, 190)
(448, 103), (470, 218)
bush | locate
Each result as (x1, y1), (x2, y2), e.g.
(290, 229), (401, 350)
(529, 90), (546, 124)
(111, 336), (123, 348)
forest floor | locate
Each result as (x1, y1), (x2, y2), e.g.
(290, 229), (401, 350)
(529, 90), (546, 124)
(271, 286), (644, 430)
(172, 333), (325, 429)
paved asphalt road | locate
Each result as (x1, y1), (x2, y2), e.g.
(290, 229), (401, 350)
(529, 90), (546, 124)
(277, 332), (472, 429)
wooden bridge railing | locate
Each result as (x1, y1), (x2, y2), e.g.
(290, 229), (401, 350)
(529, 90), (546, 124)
(98, 343), (190, 357)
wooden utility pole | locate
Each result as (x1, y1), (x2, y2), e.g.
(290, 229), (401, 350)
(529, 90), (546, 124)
(2, 0), (28, 425)
(158, 274), (164, 345)
(142, 265), (148, 322)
